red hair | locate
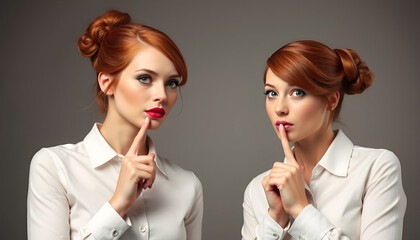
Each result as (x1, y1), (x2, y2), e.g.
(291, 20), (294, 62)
(78, 10), (187, 112)
(265, 40), (374, 121)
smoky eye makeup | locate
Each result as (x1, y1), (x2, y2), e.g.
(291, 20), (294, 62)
(264, 89), (278, 98)
(136, 74), (152, 84)
(166, 79), (181, 88)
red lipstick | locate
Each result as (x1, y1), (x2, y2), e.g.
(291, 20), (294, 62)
(275, 120), (293, 131)
(145, 107), (165, 119)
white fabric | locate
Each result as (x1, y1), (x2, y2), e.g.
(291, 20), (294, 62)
(28, 123), (203, 240)
(242, 130), (406, 240)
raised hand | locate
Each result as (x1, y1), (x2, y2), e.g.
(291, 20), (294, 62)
(109, 117), (157, 217)
(276, 124), (308, 218)
(263, 124), (309, 222)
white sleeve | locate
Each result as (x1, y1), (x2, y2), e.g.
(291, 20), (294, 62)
(81, 202), (130, 239)
(359, 150), (406, 239)
(185, 172), (204, 240)
(288, 204), (350, 240)
(28, 148), (72, 240)
(242, 179), (289, 240)
(27, 148), (130, 240)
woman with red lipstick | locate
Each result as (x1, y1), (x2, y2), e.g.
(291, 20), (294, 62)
(28, 10), (203, 239)
(241, 40), (406, 240)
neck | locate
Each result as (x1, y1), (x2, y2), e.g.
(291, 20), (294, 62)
(100, 108), (148, 156)
(292, 126), (336, 182)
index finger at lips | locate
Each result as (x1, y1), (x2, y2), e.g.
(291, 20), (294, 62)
(127, 117), (150, 156)
(278, 124), (298, 166)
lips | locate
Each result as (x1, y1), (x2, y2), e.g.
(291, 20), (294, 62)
(275, 120), (293, 131)
(145, 107), (166, 119)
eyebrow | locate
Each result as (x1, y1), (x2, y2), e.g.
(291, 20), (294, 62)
(135, 68), (181, 79)
(264, 83), (276, 88)
(264, 82), (293, 88)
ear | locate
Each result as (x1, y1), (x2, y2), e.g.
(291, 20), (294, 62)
(328, 91), (340, 111)
(98, 72), (114, 96)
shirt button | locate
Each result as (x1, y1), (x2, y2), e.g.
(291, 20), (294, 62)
(273, 233), (279, 239)
(112, 230), (119, 237)
(140, 225), (147, 233)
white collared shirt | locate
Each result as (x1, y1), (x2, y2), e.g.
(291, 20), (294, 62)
(241, 130), (406, 240)
(28, 123), (203, 240)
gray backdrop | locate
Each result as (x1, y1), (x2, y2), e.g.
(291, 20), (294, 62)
(1, 0), (419, 239)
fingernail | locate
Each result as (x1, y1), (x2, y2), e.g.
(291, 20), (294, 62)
(145, 117), (149, 123)
(280, 124), (284, 131)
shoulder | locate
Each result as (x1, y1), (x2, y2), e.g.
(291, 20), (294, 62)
(158, 155), (202, 190)
(244, 169), (271, 200)
(30, 142), (84, 173)
(351, 146), (402, 186)
(246, 169), (270, 190)
(352, 145), (401, 170)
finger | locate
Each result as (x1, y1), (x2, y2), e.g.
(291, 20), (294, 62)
(148, 153), (156, 162)
(124, 155), (154, 164)
(262, 175), (269, 187)
(143, 176), (155, 189)
(278, 124), (298, 166)
(127, 117), (151, 156)
(267, 177), (285, 191)
(143, 155), (156, 189)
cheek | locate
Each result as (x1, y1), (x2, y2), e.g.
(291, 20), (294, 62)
(296, 100), (326, 123)
(119, 82), (147, 105)
(167, 91), (178, 109)
(265, 100), (275, 120)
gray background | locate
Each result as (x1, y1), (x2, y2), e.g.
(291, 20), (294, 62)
(1, 0), (419, 239)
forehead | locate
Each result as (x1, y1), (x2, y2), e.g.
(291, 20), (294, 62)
(125, 46), (178, 74)
(265, 68), (291, 88)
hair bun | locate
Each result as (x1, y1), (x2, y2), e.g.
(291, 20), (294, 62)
(78, 10), (131, 59)
(334, 48), (374, 95)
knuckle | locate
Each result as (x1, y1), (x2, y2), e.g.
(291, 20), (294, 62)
(129, 169), (137, 177)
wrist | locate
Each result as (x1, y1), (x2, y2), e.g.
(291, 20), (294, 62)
(268, 208), (289, 228)
(290, 202), (309, 219)
(109, 197), (128, 218)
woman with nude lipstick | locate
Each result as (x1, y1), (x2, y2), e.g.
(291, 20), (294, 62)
(27, 10), (203, 239)
(241, 40), (406, 239)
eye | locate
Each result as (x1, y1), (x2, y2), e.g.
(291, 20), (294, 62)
(137, 75), (151, 84)
(264, 90), (278, 98)
(291, 89), (306, 98)
(166, 79), (180, 89)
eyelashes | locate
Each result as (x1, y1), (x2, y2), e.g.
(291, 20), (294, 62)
(137, 74), (151, 83)
(264, 89), (307, 98)
(291, 89), (306, 97)
(264, 90), (277, 98)
(166, 80), (180, 89)
(136, 74), (180, 89)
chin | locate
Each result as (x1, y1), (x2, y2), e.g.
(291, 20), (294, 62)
(148, 119), (165, 130)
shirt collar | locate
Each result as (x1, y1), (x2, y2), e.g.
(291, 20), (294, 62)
(317, 129), (354, 177)
(83, 123), (168, 176)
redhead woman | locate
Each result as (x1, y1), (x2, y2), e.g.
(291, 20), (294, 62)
(27, 10), (203, 239)
(241, 40), (406, 239)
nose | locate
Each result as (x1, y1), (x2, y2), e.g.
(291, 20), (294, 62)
(152, 83), (167, 103)
(275, 97), (288, 116)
